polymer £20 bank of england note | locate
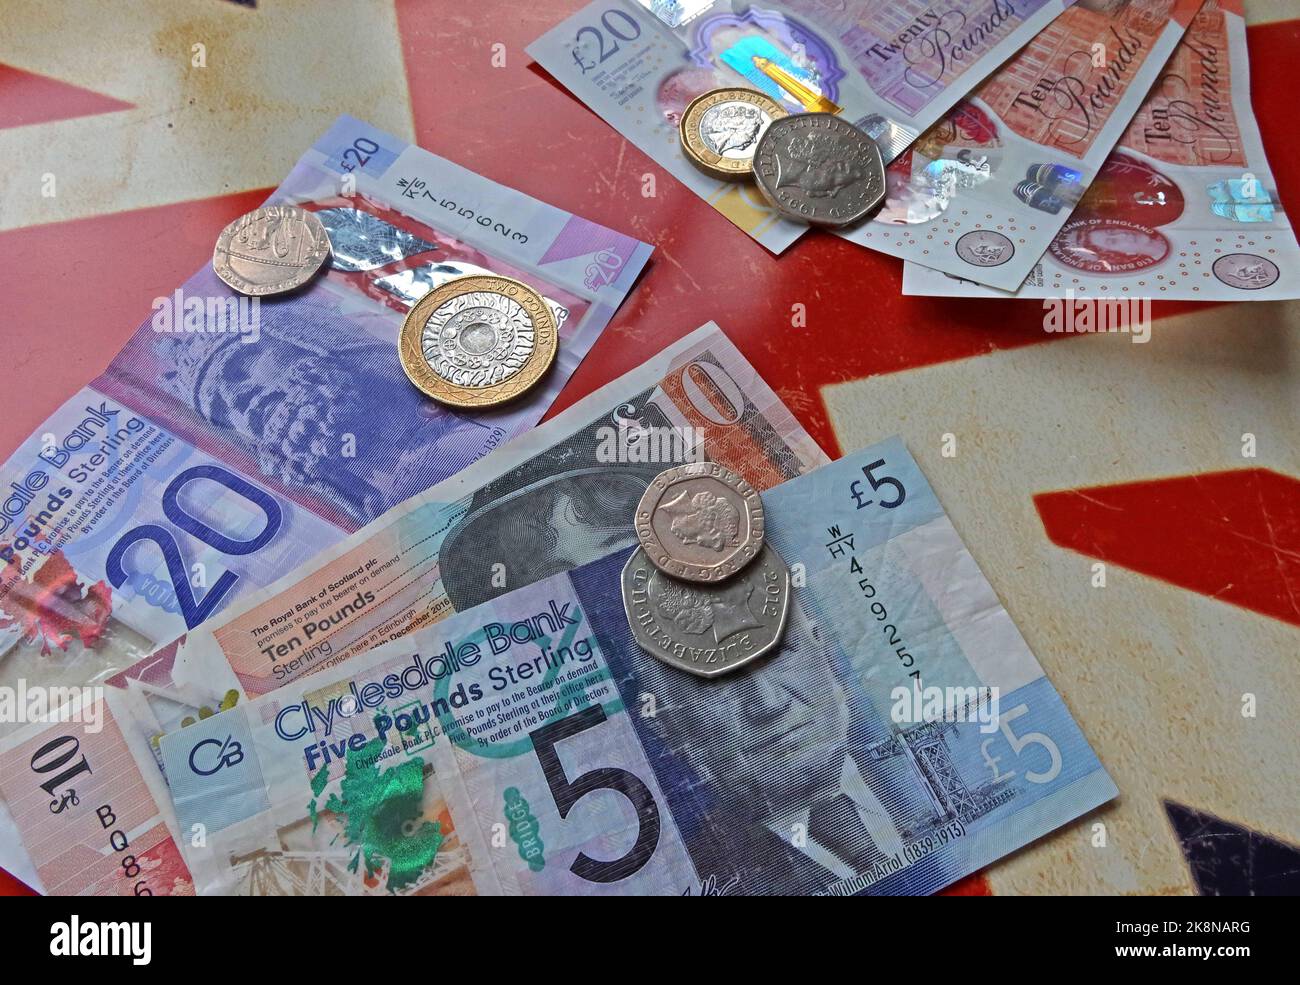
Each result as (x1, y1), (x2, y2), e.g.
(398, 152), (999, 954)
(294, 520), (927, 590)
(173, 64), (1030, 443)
(531, 0), (1078, 252)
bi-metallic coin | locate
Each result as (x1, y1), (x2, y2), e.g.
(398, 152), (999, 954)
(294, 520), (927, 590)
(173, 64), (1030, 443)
(679, 87), (787, 181)
(398, 274), (559, 409)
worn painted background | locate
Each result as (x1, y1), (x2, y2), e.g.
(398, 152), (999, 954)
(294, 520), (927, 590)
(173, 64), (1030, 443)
(1, 0), (1298, 895)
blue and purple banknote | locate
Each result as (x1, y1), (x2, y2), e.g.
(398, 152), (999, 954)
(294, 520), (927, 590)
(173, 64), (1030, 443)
(530, 0), (1076, 252)
(0, 114), (649, 680)
(0, 115), (650, 888)
(159, 439), (1115, 895)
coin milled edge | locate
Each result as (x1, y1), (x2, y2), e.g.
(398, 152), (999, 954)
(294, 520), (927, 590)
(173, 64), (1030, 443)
(212, 205), (332, 297)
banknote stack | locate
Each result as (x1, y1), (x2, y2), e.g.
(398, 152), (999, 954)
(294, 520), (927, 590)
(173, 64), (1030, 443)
(531, 0), (1300, 299)
(902, 0), (1300, 299)
(0, 114), (653, 892)
(26, 0), (1299, 897)
(0, 127), (1114, 891)
(0, 290), (1117, 893)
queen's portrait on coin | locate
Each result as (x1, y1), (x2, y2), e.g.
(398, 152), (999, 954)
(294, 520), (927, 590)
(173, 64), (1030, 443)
(699, 103), (765, 156)
(661, 488), (743, 554)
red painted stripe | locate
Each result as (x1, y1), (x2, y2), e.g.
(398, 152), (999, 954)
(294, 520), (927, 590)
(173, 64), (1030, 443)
(1035, 469), (1300, 627)
(0, 64), (133, 130)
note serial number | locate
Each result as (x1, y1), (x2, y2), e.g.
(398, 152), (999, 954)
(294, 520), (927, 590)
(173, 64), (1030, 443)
(852, 566), (920, 682)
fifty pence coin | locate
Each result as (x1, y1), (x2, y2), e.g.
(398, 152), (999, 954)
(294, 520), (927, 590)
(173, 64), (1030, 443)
(752, 113), (886, 227)
(634, 462), (764, 582)
(679, 87), (787, 181)
(398, 274), (559, 409)
(621, 543), (790, 678)
(212, 205), (332, 296)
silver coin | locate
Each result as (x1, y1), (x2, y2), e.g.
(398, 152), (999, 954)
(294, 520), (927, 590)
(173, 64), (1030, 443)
(752, 113), (885, 227)
(212, 205), (332, 296)
(634, 463), (764, 582)
(621, 543), (790, 678)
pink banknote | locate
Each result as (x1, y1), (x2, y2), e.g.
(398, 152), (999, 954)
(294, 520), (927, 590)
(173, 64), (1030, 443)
(845, 0), (1202, 290)
(903, 0), (1300, 299)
